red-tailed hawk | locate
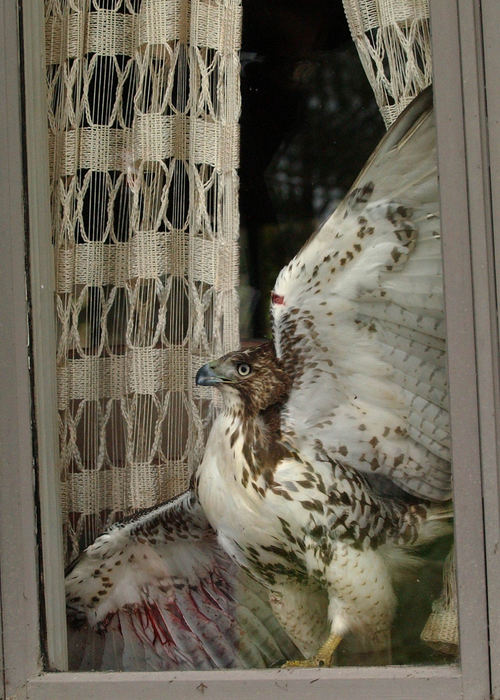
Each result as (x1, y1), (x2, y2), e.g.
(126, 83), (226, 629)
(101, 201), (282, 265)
(66, 87), (452, 669)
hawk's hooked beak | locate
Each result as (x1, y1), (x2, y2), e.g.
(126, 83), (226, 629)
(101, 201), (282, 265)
(196, 363), (225, 386)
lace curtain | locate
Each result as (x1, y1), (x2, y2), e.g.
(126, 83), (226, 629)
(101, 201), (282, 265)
(46, 0), (242, 561)
(342, 0), (432, 126)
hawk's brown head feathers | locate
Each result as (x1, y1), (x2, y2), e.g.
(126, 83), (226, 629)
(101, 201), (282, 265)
(196, 342), (291, 415)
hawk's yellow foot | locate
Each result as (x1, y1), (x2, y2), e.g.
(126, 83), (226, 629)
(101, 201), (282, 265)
(282, 633), (342, 668)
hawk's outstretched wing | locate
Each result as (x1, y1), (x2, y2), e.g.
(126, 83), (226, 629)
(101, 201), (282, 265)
(66, 491), (297, 670)
(272, 89), (450, 502)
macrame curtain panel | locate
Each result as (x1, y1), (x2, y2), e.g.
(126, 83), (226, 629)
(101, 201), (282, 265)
(421, 546), (459, 656)
(342, 0), (432, 126)
(46, 0), (242, 562)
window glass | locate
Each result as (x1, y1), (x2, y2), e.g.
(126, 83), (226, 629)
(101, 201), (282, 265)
(57, 0), (457, 672)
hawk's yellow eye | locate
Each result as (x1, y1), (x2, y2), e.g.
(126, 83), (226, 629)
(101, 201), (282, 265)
(237, 363), (251, 377)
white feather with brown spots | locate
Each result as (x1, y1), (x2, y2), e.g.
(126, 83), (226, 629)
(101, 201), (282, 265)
(65, 491), (298, 670)
(272, 89), (450, 502)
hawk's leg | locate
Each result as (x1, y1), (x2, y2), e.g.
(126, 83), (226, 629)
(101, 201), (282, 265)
(282, 633), (342, 668)
(268, 581), (330, 662)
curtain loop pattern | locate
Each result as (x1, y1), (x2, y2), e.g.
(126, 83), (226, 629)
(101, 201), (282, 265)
(342, 0), (432, 126)
(46, 0), (242, 561)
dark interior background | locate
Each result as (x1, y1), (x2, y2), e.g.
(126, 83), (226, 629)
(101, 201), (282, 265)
(239, 0), (384, 340)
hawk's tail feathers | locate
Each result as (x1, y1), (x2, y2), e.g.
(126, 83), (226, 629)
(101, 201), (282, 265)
(411, 501), (453, 549)
(379, 503), (453, 582)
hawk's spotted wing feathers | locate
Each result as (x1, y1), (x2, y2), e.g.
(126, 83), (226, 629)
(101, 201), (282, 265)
(272, 89), (450, 501)
(66, 491), (297, 670)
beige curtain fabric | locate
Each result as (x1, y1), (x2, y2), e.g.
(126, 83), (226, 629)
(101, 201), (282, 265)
(46, 0), (242, 561)
(421, 546), (459, 656)
(342, 0), (432, 127)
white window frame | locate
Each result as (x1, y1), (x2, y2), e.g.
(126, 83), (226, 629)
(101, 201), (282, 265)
(1, 0), (499, 697)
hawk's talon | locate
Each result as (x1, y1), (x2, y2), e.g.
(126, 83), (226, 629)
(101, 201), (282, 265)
(282, 656), (325, 668)
(282, 633), (342, 668)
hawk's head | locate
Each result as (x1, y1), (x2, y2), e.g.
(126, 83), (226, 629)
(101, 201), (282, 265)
(196, 342), (291, 414)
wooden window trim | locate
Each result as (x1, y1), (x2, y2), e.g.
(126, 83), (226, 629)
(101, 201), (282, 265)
(476, 2), (500, 697)
(0, 0), (497, 697)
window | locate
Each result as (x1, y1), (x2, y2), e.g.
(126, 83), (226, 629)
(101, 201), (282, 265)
(0, 0), (498, 697)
